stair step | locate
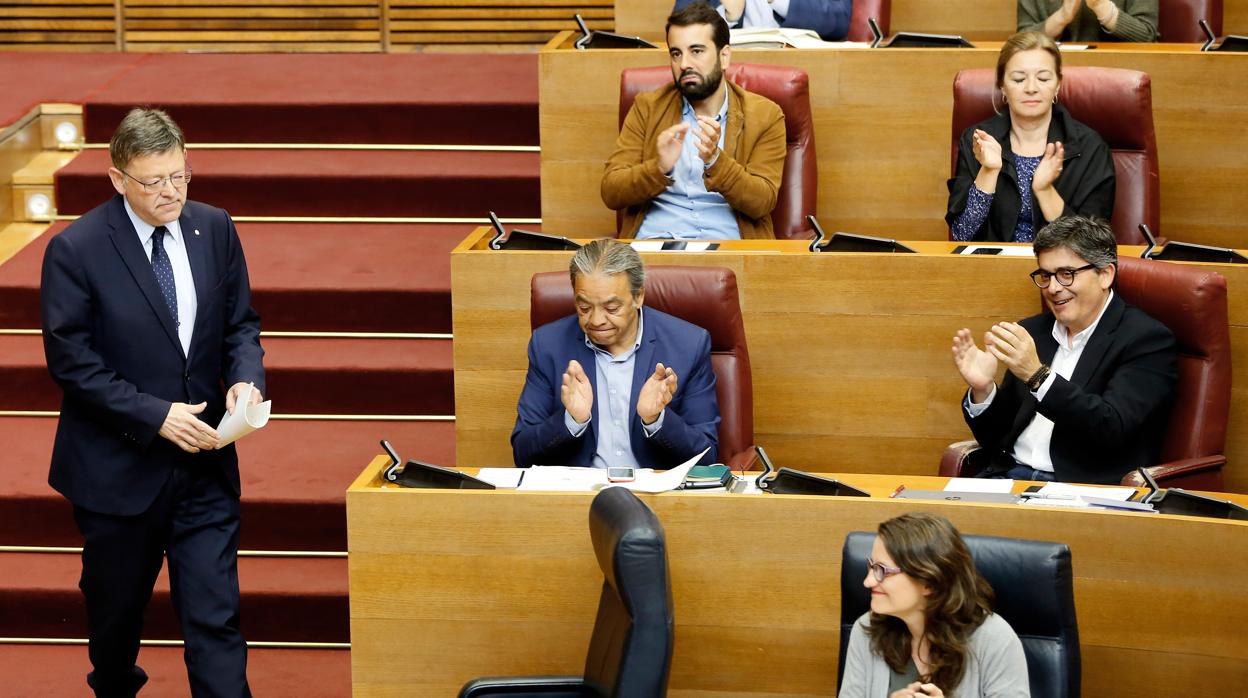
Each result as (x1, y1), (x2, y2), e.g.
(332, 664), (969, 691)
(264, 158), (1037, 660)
(81, 52), (537, 146)
(0, 334), (454, 415)
(0, 415), (454, 550)
(0, 221), (482, 333)
(0, 643), (350, 697)
(0, 552), (347, 642)
(54, 148), (541, 219)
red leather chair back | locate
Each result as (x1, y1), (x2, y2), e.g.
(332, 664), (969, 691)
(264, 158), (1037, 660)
(951, 67), (1160, 245)
(1115, 256), (1231, 463)
(1159, 0), (1222, 41)
(619, 64), (816, 240)
(530, 266), (753, 461)
(847, 0), (891, 42)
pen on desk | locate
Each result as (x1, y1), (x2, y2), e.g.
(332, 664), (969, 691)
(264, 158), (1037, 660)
(1019, 492), (1076, 500)
(890, 484), (906, 498)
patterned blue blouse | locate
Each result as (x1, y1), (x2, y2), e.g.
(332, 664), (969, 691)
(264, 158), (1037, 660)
(952, 155), (1044, 242)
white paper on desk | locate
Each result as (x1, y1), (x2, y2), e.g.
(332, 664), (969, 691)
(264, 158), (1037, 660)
(959, 244), (1035, 257)
(475, 468), (525, 489)
(1037, 482), (1136, 502)
(215, 384), (271, 447)
(944, 478), (1015, 493)
(615, 447), (711, 494)
(629, 241), (718, 253)
(518, 466), (609, 492)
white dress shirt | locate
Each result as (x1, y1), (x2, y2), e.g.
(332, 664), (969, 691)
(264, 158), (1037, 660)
(967, 291), (1115, 472)
(124, 199), (197, 356)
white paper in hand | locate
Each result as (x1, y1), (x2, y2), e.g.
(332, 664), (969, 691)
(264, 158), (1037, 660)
(215, 383), (271, 447)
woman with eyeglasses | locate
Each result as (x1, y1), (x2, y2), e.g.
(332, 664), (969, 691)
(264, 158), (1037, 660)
(946, 31), (1116, 243)
(838, 513), (1030, 698)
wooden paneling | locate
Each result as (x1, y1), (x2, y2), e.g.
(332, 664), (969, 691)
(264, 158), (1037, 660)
(451, 228), (1248, 494)
(0, 0), (118, 50)
(121, 0), (382, 52)
(386, 1), (612, 48)
(348, 458), (1248, 697)
(540, 36), (1248, 249)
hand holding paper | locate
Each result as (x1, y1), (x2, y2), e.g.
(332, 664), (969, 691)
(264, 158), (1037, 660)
(216, 383), (271, 448)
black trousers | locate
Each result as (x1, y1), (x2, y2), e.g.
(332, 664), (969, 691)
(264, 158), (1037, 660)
(73, 461), (251, 698)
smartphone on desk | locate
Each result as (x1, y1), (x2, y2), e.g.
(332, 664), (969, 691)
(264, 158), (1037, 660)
(607, 467), (636, 483)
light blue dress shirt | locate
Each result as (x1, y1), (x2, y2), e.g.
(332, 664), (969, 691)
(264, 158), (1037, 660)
(123, 198), (197, 356)
(563, 311), (665, 468)
(636, 92), (740, 240)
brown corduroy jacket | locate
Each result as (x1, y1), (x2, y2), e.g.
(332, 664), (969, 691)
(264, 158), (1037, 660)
(601, 79), (786, 239)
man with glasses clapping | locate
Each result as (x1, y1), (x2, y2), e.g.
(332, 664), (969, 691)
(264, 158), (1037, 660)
(950, 216), (1176, 485)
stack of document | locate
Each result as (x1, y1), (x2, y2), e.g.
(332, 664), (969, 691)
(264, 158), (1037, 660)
(1022, 482), (1154, 512)
(484, 448), (710, 494)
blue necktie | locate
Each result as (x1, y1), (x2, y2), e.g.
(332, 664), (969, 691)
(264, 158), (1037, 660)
(150, 226), (178, 327)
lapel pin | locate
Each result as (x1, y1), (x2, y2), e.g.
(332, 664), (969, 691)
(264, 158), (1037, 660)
(193, 229), (200, 236)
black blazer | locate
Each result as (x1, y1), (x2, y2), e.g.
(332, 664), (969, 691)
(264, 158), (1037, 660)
(946, 104), (1116, 242)
(964, 294), (1177, 484)
(41, 195), (265, 516)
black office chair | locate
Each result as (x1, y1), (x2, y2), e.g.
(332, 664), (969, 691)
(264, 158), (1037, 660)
(459, 487), (674, 698)
(838, 532), (1080, 698)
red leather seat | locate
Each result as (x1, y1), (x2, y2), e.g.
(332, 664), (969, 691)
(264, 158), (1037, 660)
(847, 0), (891, 42)
(1159, 0), (1222, 41)
(530, 266), (758, 469)
(951, 67), (1159, 245)
(940, 256), (1231, 490)
(619, 64), (816, 240)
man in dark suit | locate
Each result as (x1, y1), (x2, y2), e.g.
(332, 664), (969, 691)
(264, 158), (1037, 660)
(512, 239), (720, 468)
(951, 215), (1177, 484)
(40, 108), (264, 697)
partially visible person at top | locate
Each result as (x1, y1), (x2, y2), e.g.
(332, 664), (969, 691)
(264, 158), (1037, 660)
(672, 0), (852, 41)
(1018, 0), (1158, 43)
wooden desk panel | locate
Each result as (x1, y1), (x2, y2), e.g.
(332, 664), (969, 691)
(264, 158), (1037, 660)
(539, 35), (1248, 248)
(347, 459), (1248, 697)
(451, 229), (1248, 492)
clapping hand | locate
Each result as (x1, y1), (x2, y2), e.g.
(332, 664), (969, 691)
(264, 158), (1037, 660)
(561, 360), (593, 424)
(1031, 141), (1065, 193)
(693, 115), (721, 165)
(952, 328), (999, 403)
(656, 122), (690, 175)
(984, 321), (1043, 382)
(971, 129), (1003, 172)
(637, 362), (678, 425)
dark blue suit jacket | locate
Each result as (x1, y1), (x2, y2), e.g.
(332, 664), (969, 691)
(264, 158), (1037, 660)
(674, 0), (852, 41)
(511, 306), (720, 468)
(964, 294), (1177, 484)
(41, 195), (265, 516)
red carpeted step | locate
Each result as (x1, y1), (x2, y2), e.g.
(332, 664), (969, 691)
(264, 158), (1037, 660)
(54, 148), (540, 219)
(0, 416), (455, 550)
(0, 334), (453, 415)
(0, 552), (347, 642)
(0, 221), (483, 333)
(0, 643), (350, 697)
(81, 52), (537, 146)
(0, 53), (145, 131)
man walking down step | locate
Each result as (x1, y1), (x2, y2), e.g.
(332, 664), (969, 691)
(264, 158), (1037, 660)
(40, 108), (265, 698)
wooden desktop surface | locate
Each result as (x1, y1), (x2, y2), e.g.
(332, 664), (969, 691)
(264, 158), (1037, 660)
(450, 227), (1248, 493)
(538, 34), (1248, 249)
(614, 0), (1248, 43)
(346, 455), (1248, 697)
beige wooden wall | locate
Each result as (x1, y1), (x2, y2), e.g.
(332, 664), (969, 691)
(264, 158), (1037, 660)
(0, 0), (615, 51)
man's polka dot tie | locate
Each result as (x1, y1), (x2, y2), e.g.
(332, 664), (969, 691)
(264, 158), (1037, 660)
(150, 226), (178, 327)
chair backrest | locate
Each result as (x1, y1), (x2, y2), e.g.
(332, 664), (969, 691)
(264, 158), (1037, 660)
(531, 265), (754, 461)
(619, 64), (816, 240)
(1115, 256), (1231, 465)
(847, 0), (891, 42)
(583, 487), (674, 697)
(951, 67), (1159, 245)
(1159, 0), (1222, 41)
(839, 531), (1080, 698)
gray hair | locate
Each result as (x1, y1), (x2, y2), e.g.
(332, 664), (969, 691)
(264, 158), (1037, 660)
(568, 238), (645, 297)
(1033, 216), (1117, 269)
(109, 108), (186, 170)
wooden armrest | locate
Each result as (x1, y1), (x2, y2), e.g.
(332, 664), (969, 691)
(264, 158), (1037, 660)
(727, 445), (760, 472)
(1119, 456), (1226, 491)
(939, 440), (983, 478)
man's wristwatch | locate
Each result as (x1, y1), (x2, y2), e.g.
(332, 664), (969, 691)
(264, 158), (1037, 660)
(1025, 364), (1052, 392)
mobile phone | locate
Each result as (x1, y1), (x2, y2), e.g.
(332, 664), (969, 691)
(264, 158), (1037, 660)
(607, 467), (635, 483)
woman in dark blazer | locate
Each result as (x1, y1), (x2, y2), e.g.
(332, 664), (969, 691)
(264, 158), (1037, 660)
(946, 31), (1115, 243)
